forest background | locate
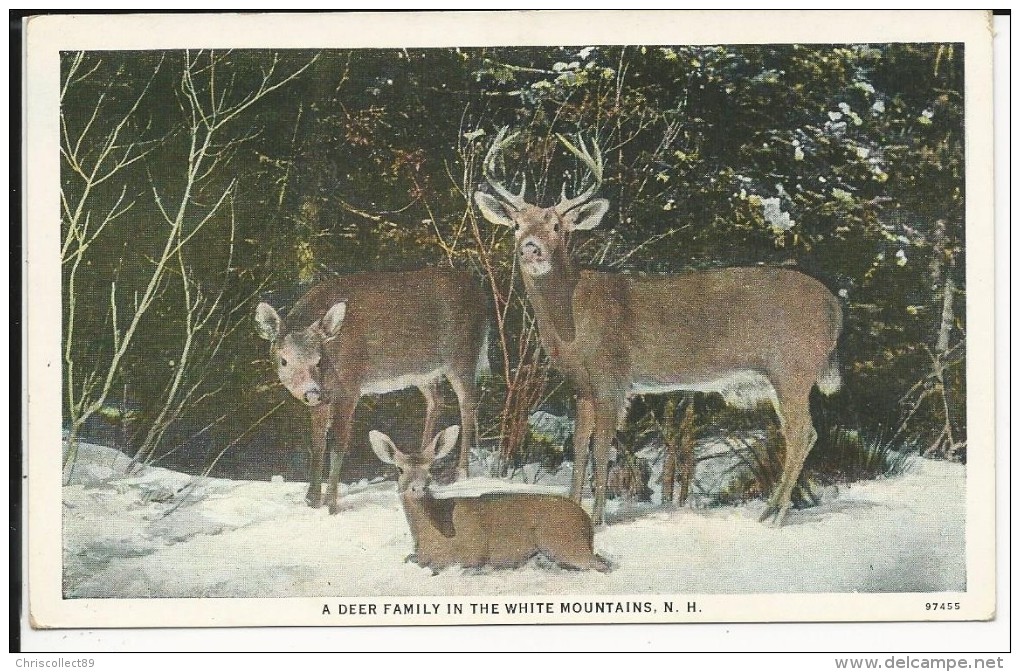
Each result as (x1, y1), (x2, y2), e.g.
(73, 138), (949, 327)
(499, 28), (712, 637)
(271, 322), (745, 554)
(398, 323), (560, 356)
(59, 44), (966, 487)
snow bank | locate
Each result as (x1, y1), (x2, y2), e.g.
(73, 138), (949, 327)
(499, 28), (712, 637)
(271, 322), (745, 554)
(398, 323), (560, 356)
(62, 442), (965, 598)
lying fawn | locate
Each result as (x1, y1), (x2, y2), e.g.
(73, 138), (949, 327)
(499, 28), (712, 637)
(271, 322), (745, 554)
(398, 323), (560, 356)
(369, 425), (610, 573)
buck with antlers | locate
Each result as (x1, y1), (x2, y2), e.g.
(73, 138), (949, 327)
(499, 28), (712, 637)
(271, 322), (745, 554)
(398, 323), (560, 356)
(256, 269), (489, 514)
(474, 128), (842, 526)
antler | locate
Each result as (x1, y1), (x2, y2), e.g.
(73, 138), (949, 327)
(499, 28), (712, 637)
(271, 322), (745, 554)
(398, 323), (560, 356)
(482, 126), (528, 209)
(554, 132), (604, 215)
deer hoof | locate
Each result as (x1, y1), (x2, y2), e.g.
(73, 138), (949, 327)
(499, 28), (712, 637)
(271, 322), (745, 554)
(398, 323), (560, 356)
(328, 501), (341, 515)
(305, 492), (323, 508)
(758, 502), (790, 527)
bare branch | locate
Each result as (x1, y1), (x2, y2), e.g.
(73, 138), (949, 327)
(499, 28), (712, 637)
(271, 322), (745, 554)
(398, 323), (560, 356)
(213, 53), (319, 129)
(109, 280), (121, 354)
(60, 51), (86, 102)
(607, 225), (689, 268)
(166, 180), (236, 259)
(148, 170), (175, 226)
(200, 401), (286, 478)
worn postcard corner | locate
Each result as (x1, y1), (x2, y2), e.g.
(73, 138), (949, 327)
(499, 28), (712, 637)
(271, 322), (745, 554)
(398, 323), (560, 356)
(24, 10), (996, 630)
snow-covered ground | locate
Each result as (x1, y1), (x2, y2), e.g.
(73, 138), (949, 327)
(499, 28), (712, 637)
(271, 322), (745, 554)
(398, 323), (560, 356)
(62, 441), (965, 598)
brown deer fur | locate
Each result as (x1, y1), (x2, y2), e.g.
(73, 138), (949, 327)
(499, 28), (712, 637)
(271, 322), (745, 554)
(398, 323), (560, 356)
(256, 268), (489, 514)
(370, 425), (610, 572)
(474, 129), (842, 526)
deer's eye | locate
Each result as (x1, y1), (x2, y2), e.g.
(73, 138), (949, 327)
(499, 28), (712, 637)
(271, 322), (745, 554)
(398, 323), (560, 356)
(280, 357), (288, 367)
(553, 221), (559, 233)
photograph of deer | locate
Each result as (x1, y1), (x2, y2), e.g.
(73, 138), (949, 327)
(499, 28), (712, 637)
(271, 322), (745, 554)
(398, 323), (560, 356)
(256, 269), (489, 514)
(369, 425), (610, 572)
(475, 129), (843, 526)
(45, 25), (980, 610)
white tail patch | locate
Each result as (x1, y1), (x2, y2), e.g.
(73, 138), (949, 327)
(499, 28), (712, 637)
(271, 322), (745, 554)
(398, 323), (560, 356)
(817, 355), (842, 396)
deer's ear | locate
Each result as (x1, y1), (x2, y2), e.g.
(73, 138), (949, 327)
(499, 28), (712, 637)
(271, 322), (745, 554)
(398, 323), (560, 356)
(474, 192), (517, 228)
(563, 198), (609, 232)
(368, 430), (399, 465)
(427, 425), (461, 462)
(320, 301), (347, 338)
(255, 302), (281, 341)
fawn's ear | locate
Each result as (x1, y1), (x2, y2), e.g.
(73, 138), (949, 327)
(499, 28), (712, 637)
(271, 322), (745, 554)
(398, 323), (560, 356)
(474, 191), (517, 228)
(320, 301), (347, 338)
(255, 302), (281, 341)
(426, 425), (461, 462)
(368, 430), (399, 465)
(563, 198), (609, 232)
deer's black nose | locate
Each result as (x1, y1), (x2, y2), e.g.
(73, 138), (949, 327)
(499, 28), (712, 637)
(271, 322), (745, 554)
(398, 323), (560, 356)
(520, 241), (543, 262)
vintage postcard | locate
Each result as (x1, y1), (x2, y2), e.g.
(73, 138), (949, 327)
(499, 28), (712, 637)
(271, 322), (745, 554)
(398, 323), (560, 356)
(24, 10), (996, 630)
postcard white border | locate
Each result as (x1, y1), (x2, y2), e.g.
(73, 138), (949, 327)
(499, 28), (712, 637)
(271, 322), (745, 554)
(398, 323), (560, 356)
(24, 10), (997, 632)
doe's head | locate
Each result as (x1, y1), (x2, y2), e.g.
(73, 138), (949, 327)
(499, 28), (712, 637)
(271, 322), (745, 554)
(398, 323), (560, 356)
(255, 300), (347, 407)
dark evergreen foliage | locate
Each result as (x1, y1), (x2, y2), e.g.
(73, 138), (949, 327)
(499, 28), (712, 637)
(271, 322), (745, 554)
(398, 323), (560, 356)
(60, 45), (966, 480)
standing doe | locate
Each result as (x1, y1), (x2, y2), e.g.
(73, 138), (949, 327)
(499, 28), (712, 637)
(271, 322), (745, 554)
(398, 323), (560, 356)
(474, 128), (842, 526)
(256, 268), (489, 514)
(369, 425), (610, 572)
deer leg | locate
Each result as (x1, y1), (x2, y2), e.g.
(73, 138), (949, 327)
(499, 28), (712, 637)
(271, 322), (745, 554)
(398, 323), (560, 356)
(590, 398), (623, 526)
(448, 374), (479, 479)
(418, 378), (441, 454)
(677, 402), (697, 506)
(325, 397), (356, 516)
(760, 390), (816, 526)
(678, 438), (696, 506)
(661, 437), (677, 504)
(570, 396), (595, 502)
(307, 404), (334, 508)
